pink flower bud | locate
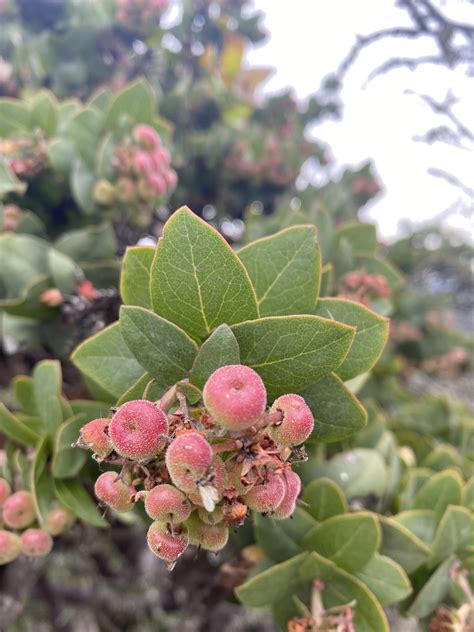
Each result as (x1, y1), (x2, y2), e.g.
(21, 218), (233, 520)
(133, 125), (161, 151)
(21, 529), (53, 557)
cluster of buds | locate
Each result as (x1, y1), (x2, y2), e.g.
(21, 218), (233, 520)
(225, 136), (307, 187)
(389, 320), (422, 344)
(337, 270), (392, 308)
(421, 347), (470, 378)
(116, 0), (169, 29)
(94, 124), (177, 226)
(40, 280), (100, 308)
(78, 364), (314, 569)
(0, 479), (74, 565)
(350, 176), (381, 204)
(288, 580), (356, 632)
(1, 204), (24, 231)
(0, 133), (47, 180)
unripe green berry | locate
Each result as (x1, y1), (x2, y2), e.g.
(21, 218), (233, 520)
(197, 506), (224, 525)
(269, 394), (314, 447)
(0, 478), (11, 507)
(0, 530), (21, 565)
(109, 400), (168, 461)
(21, 529), (53, 557)
(273, 470), (301, 520)
(165, 432), (213, 494)
(203, 365), (267, 431)
(79, 418), (113, 459)
(144, 484), (191, 524)
(147, 521), (188, 565)
(245, 474), (285, 514)
(94, 471), (133, 513)
(185, 512), (229, 552)
(2, 491), (35, 529)
(46, 505), (75, 536)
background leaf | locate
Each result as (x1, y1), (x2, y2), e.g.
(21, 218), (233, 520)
(189, 324), (240, 389)
(33, 360), (63, 437)
(120, 246), (154, 308)
(55, 479), (107, 528)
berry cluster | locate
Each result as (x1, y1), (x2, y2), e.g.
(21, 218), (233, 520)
(0, 133), (47, 180)
(337, 270), (392, 308)
(79, 364), (314, 569)
(94, 124), (177, 225)
(116, 0), (169, 30)
(0, 480), (74, 565)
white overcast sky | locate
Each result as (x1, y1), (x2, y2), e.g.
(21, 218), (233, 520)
(247, 0), (474, 241)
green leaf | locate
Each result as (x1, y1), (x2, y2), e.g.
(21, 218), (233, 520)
(69, 400), (112, 422)
(302, 512), (380, 572)
(430, 505), (473, 565)
(55, 479), (107, 528)
(55, 223), (117, 262)
(48, 248), (80, 294)
(120, 246), (154, 308)
(231, 315), (355, 400)
(120, 306), (198, 389)
(408, 556), (454, 618)
(299, 374), (367, 442)
(0, 99), (30, 133)
(105, 79), (155, 129)
(189, 324), (240, 389)
(413, 469), (463, 519)
(238, 226), (320, 316)
(0, 160), (26, 196)
(394, 509), (437, 547)
(319, 263), (333, 297)
(70, 108), (103, 168)
(31, 437), (56, 525)
(300, 552), (389, 632)
(336, 222), (378, 255)
(355, 553), (412, 606)
(176, 382), (201, 405)
(317, 448), (387, 499)
(236, 553), (308, 608)
(254, 509), (317, 563)
(303, 478), (347, 521)
(72, 322), (145, 400)
(315, 298), (388, 380)
(33, 360), (63, 437)
(379, 516), (431, 573)
(12, 375), (37, 415)
(0, 402), (40, 446)
(52, 414), (88, 479)
(71, 159), (96, 214)
(30, 91), (58, 136)
(150, 207), (258, 340)
(464, 477), (474, 511)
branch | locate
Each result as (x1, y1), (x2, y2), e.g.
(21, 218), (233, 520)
(428, 167), (474, 198)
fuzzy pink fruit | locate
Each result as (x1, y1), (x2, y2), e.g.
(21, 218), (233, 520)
(80, 418), (113, 459)
(0, 478), (11, 507)
(133, 124), (161, 150)
(166, 432), (213, 494)
(0, 530), (21, 565)
(46, 506), (74, 536)
(147, 521), (188, 565)
(148, 172), (166, 195)
(185, 512), (229, 552)
(109, 400), (168, 461)
(203, 365), (267, 431)
(21, 529), (53, 557)
(245, 474), (285, 514)
(2, 491), (35, 529)
(269, 394), (314, 447)
(163, 169), (177, 191)
(273, 470), (301, 520)
(144, 484), (191, 524)
(94, 471), (133, 513)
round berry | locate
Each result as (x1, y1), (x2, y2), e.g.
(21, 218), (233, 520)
(109, 400), (168, 461)
(147, 521), (188, 565)
(144, 485), (191, 524)
(203, 365), (267, 432)
(0, 478), (11, 507)
(273, 470), (301, 520)
(197, 506), (224, 526)
(0, 530), (21, 565)
(165, 432), (213, 494)
(46, 505), (74, 536)
(79, 418), (113, 459)
(245, 474), (285, 514)
(185, 513), (229, 552)
(21, 529), (53, 557)
(94, 471), (133, 513)
(187, 455), (227, 508)
(269, 394), (314, 447)
(2, 491), (35, 529)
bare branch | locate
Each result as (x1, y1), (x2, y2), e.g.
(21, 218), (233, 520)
(428, 167), (474, 198)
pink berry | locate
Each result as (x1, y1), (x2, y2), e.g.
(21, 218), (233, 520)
(148, 173), (166, 195)
(185, 512), (229, 552)
(20, 529), (53, 557)
(2, 491), (35, 529)
(79, 418), (113, 459)
(163, 169), (177, 191)
(187, 456), (227, 508)
(0, 530), (21, 565)
(273, 470), (301, 520)
(269, 394), (314, 447)
(203, 365), (267, 431)
(0, 478), (11, 507)
(147, 521), (188, 565)
(144, 484), (191, 524)
(94, 471), (133, 513)
(133, 124), (161, 150)
(165, 432), (213, 494)
(133, 150), (155, 176)
(109, 400), (168, 461)
(46, 505), (74, 536)
(245, 474), (285, 514)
